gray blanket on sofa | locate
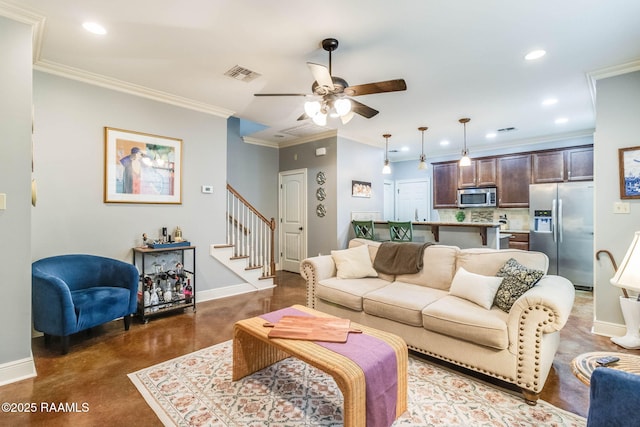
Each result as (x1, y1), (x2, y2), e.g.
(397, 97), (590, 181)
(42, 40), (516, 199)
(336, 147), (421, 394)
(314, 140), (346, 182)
(373, 242), (434, 275)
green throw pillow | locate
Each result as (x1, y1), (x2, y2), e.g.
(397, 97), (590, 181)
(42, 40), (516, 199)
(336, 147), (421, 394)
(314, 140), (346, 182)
(494, 258), (544, 312)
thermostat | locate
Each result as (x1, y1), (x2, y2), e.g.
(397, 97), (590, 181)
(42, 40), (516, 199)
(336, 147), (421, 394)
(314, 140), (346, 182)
(201, 185), (213, 194)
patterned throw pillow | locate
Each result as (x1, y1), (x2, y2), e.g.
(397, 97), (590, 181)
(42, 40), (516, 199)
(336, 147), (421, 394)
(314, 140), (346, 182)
(494, 258), (544, 312)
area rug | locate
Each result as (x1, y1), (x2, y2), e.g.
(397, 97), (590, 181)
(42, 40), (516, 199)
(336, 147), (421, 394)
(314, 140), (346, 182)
(128, 340), (585, 426)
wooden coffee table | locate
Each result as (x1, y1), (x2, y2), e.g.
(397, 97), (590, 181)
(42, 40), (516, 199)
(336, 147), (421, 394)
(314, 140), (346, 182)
(232, 304), (408, 427)
(571, 351), (640, 385)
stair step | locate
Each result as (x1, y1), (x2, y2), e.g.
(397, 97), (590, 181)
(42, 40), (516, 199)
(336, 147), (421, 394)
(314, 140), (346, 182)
(245, 265), (263, 271)
(259, 275), (276, 280)
(230, 255), (249, 260)
(213, 244), (234, 249)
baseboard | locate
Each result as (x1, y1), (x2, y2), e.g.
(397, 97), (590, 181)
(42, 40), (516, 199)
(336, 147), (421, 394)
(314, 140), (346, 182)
(196, 283), (274, 303)
(0, 354), (37, 386)
(592, 319), (627, 338)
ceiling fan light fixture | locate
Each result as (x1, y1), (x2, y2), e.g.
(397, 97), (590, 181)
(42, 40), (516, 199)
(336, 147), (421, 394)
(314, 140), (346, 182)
(334, 98), (352, 116)
(311, 112), (327, 126)
(304, 100), (321, 117)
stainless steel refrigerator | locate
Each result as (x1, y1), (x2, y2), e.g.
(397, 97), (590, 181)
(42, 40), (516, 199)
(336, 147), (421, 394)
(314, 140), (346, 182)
(529, 182), (594, 289)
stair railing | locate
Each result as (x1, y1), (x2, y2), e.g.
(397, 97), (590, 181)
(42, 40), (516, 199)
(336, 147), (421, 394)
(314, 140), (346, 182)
(226, 184), (276, 279)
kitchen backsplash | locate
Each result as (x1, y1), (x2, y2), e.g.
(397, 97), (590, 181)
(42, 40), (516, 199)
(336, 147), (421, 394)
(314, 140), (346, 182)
(435, 208), (530, 231)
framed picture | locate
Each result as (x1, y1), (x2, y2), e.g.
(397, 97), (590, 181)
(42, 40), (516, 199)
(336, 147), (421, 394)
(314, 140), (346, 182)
(104, 127), (182, 204)
(618, 146), (640, 199)
(352, 180), (372, 198)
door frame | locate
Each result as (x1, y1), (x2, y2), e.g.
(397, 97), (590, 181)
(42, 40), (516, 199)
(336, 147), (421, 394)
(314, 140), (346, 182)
(278, 168), (307, 272)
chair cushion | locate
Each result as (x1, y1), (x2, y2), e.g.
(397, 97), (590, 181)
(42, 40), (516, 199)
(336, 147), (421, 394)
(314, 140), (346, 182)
(422, 295), (509, 349)
(316, 277), (390, 311)
(363, 282), (448, 326)
(71, 287), (132, 331)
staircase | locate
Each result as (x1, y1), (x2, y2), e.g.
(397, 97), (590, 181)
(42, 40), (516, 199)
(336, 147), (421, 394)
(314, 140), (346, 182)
(210, 184), (276, 290)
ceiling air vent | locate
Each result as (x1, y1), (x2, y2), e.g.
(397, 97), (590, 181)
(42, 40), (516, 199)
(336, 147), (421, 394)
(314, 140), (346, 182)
(224, 65), (261, 82)
(279, 123), (326, 137)
(497, 127), (517, 133)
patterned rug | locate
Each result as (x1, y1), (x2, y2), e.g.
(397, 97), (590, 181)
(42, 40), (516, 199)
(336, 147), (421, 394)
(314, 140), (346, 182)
(129, 340), (586, 426)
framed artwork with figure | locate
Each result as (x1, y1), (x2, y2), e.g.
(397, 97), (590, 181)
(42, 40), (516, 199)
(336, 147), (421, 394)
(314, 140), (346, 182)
(619, 146), (640, 199)
(104, 127), (182, 204)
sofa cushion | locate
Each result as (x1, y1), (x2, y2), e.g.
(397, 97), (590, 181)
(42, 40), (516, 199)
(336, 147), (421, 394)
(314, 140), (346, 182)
(316, 277), (390, 311)
(494, 258), (545, 312)
(457, 248), (548, 276)
(422, 295), (509, 350)
(394, 245), (459, 290)
(363, 282), (448, 327)
(331, 244), (378, 279)
(448, 267), (503, 310)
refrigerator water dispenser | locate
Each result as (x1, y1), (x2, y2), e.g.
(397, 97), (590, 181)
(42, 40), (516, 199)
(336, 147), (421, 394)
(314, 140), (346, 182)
(533, 210), (552, 233)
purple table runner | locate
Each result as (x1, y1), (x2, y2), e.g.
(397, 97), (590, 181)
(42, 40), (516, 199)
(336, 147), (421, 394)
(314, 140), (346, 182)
(260, 307), (398, 427)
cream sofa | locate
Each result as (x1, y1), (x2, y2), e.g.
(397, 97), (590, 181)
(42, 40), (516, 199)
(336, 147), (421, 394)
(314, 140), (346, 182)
(300, 238), (576, 404)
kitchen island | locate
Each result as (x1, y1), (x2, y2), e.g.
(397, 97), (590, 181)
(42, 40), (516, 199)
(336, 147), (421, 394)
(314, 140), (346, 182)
(373, 221), (502, 249)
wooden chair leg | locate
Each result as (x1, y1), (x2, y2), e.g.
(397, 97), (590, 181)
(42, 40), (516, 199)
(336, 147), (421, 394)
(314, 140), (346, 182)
(124, 314), (131, 331)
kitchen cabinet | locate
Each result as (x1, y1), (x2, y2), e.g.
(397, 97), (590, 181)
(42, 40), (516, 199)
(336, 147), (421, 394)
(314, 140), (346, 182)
(497, 154), (531, 207)
(566, 147), (594, 181)
(532, 146), (593, 183)
(433, 162), (458, 208)
(507, 232), (529, 250)
(459, 158), (497, 188)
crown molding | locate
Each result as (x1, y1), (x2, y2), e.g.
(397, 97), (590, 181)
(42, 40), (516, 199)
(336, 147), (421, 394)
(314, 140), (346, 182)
(586, 59), (640, 107)
(276, 129), (338, 148)
(242, 136), (280, 148)
(34, 59), (235, 118)
(0, 0), (46, 62)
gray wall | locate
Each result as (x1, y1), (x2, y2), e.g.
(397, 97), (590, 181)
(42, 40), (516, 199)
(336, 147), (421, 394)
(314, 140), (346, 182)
(280, 136), (338, 257)
(32, 72), (242, 292)
(227, 117), (279, 220)
(0, 17), (33, 370)
(594, 70), (640, 332)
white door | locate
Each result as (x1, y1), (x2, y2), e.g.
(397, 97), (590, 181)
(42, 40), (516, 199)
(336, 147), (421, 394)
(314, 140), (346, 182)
(395, 179), (431, 221)
(279, 169), (307, 273)
(383, 180), (395, 220)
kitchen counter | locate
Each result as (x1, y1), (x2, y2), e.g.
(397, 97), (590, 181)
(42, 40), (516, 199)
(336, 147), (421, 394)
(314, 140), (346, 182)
(374, 221), (501, 247)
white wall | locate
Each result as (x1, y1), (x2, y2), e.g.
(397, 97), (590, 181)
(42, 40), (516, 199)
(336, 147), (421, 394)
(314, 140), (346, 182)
(32, 72), (243, 293)
(593, 70), (640, 336)
(0, 16), (35, 383)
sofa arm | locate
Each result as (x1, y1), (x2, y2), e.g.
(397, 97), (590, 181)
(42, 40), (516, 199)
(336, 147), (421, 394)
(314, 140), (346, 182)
(32, 273), (78, 336)
(300, 255), (336, 308)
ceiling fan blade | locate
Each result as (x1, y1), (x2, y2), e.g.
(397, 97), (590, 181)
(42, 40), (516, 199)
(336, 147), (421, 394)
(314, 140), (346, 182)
(350, 99), (379, 119)
(297, 112), (309, 121)
(344, 79), (407, 96)
(307, 62), (334, 91)
(254, 93), (309, 97)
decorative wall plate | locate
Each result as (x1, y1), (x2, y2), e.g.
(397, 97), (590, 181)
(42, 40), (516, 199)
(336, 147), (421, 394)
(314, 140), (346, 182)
(316, 187), (326, 201)
(316, 204), (326, 217)
(316, 171), (326, 185)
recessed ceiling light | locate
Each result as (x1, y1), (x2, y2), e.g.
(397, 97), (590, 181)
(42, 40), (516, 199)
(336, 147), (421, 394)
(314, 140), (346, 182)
(486, 133), (497, 139)
(439, 140), (450, 146)
(82, 22), (107, 35)
(400, 146), (410, 152)
(542, 98), (558, 106)
(555, 117), (569, 124)
(525, 49), (546, 60)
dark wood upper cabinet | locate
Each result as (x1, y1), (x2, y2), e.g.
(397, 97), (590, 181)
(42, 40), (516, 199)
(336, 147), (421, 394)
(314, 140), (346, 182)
(458, 158), (497, 188)
(497, 154), (531, 208)
(566, 147), (594, 181)
(433, 162), (458, 208)
(532, 151), (565, 183)
(532, 146), (593, 183)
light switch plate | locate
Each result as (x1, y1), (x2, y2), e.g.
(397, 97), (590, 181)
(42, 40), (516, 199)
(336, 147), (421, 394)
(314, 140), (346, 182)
(0, 193), (6, 210)
(614, 202), (630, 214)
(201, 185), (213, 194)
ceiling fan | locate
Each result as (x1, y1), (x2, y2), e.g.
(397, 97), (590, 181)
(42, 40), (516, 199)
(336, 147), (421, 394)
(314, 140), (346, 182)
(254, 38), (407, 126)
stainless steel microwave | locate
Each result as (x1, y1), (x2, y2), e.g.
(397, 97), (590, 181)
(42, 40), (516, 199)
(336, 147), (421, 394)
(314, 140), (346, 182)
(457, 187), (497, 208)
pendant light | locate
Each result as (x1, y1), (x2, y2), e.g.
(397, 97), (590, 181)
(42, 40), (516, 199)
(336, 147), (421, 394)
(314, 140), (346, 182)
(459, 118), (471, 167)
(417, 126), (428, 170)
(382, 133), (392, 175)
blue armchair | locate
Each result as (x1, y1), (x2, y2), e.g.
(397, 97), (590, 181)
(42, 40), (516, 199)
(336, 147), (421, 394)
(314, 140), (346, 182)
(587, 367), (640, 427)
(32, 254), (139, 354)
